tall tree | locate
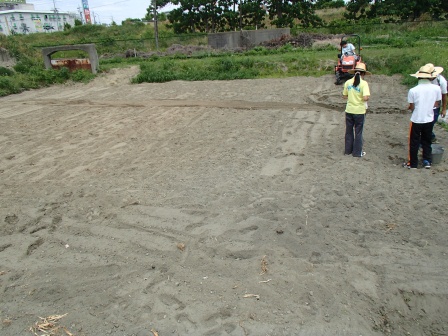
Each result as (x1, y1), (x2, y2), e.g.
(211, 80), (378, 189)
(292, 0), (322, 27)
(344, 0), (371, 21)
(267, 0), (322, 28)
(168, 0), (201, 33)
(352, 0), (448, 21)
(219, 0), (240, 30)
(196, 0), (224, 32)
(145, 0), (170, 20)
(168, 0), (243, 32)
(266, 0), (286, 27)
(314, 0), (345, 9)
(239, 0), (267, 29)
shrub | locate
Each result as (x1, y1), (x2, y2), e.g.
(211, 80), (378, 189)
(26, 67), (71, 86)
(0, 67), (14, 76)
(0, 77), (20, 94)
(99, 37), (116, 47)
(14, 57), (39, 74)
(215, 58), (236, 72)
(133, 63), (177, 83)
(278, 44), (295, 53)
(245, 46), (270, 56)
(71, 24), (106, 35)
(70, 69), (96, 82)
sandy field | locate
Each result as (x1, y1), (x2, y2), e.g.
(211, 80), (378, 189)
(0, 67), (447, 336)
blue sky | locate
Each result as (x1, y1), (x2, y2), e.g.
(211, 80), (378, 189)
(30, 0), (169, 25)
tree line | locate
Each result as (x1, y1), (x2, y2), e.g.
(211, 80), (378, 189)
(144, 0), (448, 34)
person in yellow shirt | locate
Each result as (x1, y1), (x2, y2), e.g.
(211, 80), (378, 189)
(343, 63), (371, 157)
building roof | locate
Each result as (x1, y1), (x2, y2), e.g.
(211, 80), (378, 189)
(0, 9), (74, 15)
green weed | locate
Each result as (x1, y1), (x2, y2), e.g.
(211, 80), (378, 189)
(0, 67), (14, 76)
(70, 69), (96, 83)
(0, 77), (20, 94)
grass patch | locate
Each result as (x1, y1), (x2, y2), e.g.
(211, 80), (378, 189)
(132, 56), (261, 83)
(362, 40), (448, 86)
(129, 38), (447, 87)
(438, 121), (448, 132)
(131, 48), (338, 83)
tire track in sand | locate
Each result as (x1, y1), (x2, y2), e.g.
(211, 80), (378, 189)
(260, 109), (340, 176)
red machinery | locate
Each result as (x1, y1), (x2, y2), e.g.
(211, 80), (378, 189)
(335, 34), (362, 85)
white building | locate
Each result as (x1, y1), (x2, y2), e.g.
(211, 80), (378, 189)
(0, 0), (78, 36)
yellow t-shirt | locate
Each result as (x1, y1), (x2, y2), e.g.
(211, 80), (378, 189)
(343, 77), (370, 114)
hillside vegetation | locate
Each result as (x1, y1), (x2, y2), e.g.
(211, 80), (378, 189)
(0, 17), (447, 96)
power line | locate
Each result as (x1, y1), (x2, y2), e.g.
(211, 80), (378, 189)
(90, 0), (130, 10)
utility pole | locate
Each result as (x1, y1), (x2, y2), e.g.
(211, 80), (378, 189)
(92, 12), (100, 25)
(239, 4), (242, 31)
(77, 6), (84, 24)
(52, 0), (60, 31)
(153, 0), (159, 50)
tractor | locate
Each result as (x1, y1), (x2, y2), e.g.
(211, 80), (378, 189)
(335, 34), (362, 85)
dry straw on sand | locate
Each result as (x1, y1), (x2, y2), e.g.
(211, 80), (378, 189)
(30, 314), (73, 336)
(260, 255), (268, 275)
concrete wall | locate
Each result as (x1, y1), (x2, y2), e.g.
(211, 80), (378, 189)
(208, 28), (290, 49)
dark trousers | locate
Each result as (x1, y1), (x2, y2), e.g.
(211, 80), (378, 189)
(409, 122), (432, 168)
(345, 113), (365, 157)
(432, 107), (440, 140)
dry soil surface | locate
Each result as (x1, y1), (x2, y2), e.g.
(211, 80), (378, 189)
(0, 67), (447, 336)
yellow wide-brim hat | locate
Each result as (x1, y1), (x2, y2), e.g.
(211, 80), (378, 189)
(425, 63), (444, 76)
(348, 62), (372, 75)
(410, 64), (440, 78)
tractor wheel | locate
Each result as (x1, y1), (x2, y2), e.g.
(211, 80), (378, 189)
(335, 71), (342, 85)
